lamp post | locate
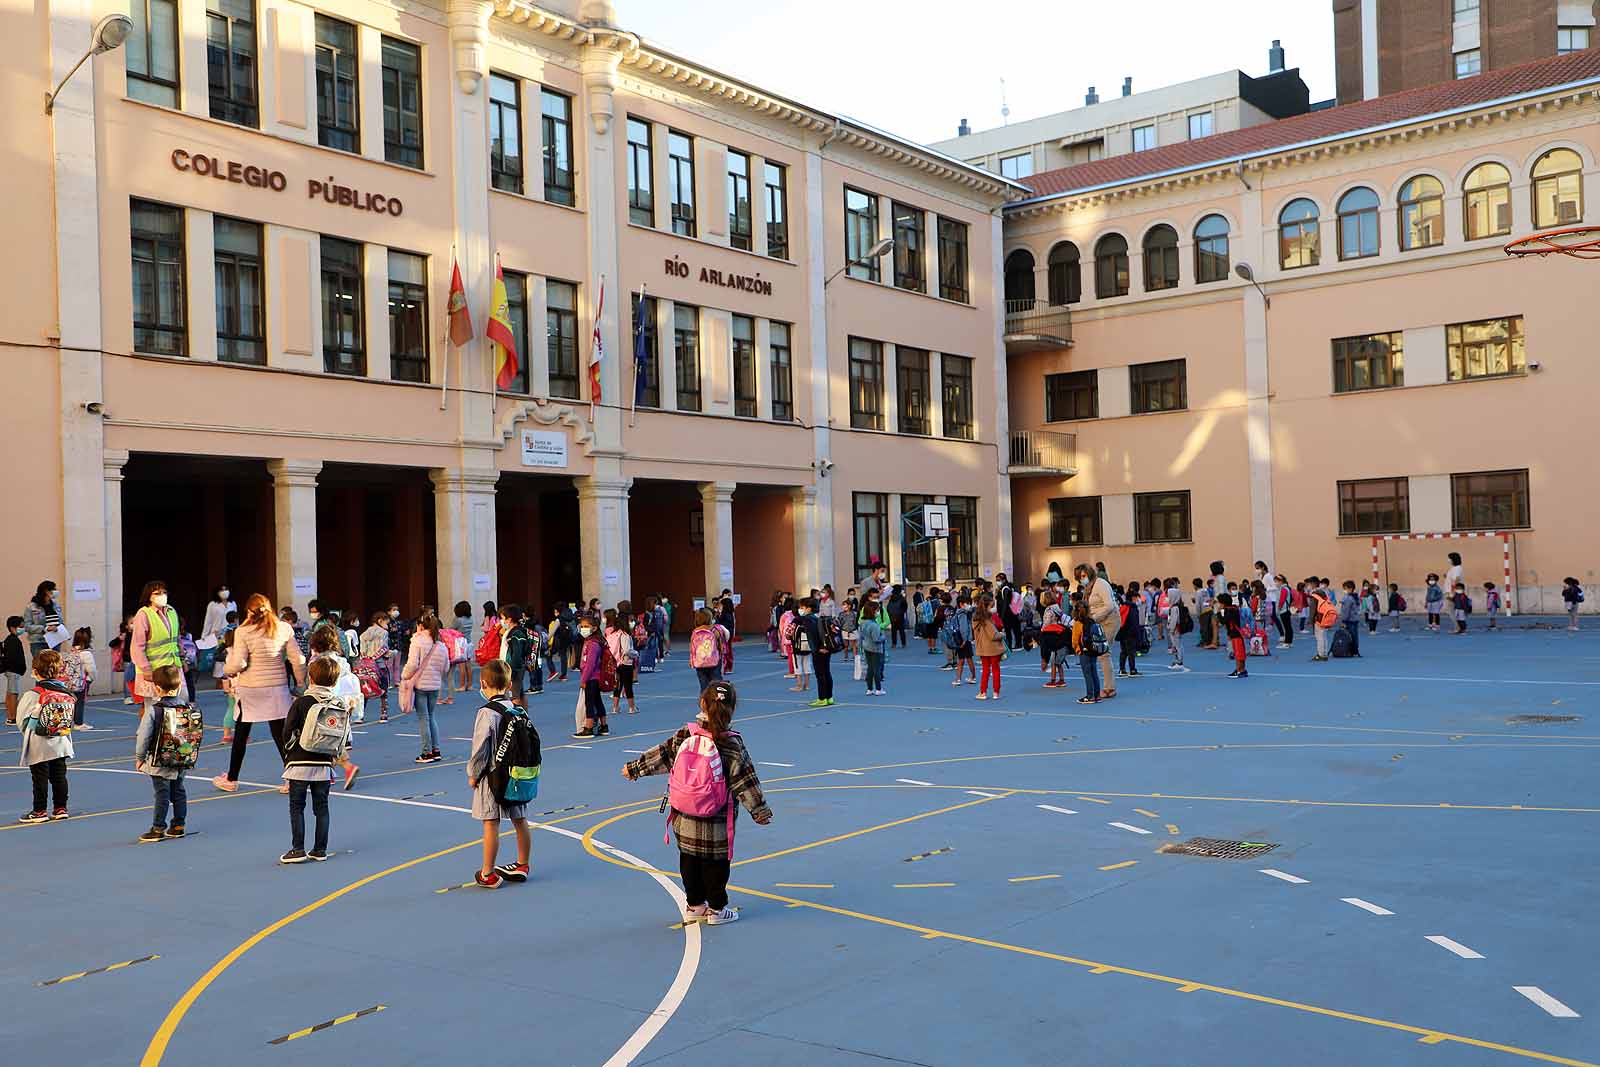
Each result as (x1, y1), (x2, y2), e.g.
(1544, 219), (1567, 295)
(44, 13), (133, 114)
(825, 237), (895, 287)
(1233, 261), (1270, 309)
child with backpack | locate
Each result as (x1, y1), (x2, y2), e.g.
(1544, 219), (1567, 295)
(308, 627), (362, 791)
(972, 595), (1006, 701)
(572, 615), (610, 739)
(859, 598), (887, 696)
(1360, 582), (1381, 634)
(1451, 583), (1471, 634)
(1483, 582), (1501, 630)
(135, 664), (201, 841)
(467, 659), (538, 889)
(277, 656), (344, 863)
(499, 606), (533, 708)
(1218, 593), (1248, 679)
(805, 599), (839, 708)
(1117, 583), (1143, 678)
(945, 596), (975, 686)
(68, 627), (96, 730)
(620, 680), (772, 926)
(359, 611), (392, 722)
(788, 598), (815, 694)
(1387, 583), (1405, 632)
(1339, 580), (1363, 656)
(1424, 574), (1444, 631)
(1563, 577), (1584, 630)
(636, 602), (658, 674)
(16, 649), (75, 822)
(1164, 578), (1186, 670)
(605, 609), (638, 716)
(1071, 601), (1104, 703)
(689, 609), (725, 690)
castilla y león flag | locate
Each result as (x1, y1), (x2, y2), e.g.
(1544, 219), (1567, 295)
(447, 256), (473, 347)
(487, 259), (518, 390)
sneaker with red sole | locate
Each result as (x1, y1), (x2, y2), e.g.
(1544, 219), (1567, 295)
(343, 764), (360, 791)
(474, 869), (502, 889)
(494, 862), (529, 883)
(51, 809), (69, 820)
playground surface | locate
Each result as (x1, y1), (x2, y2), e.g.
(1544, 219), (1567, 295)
(2, 619), (1597, 1067)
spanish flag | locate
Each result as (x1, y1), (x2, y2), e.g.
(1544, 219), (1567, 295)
(486, 257), (518, 390)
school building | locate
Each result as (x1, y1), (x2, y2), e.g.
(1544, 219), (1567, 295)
(6, 0), (1022, 671)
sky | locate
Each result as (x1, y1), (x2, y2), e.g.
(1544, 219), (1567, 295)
(623, 0), (1336, 148)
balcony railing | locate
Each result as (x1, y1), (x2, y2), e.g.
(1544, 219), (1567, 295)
(1004, 298), (1072, 350)
(1008, 428), (1077, 477)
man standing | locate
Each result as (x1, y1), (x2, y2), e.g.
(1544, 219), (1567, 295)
(1075, 563), (1120, 699)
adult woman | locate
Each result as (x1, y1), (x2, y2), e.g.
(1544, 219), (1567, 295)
(200, 584), (236, 681)
(214, 593), (306, 793)
(443, 599), (475, 705)
(1444, 551), (1464, 597)
(401, 610), (449, 764)
(130, 579), (188, 704)
(22, 580), (66, 656)
(1076, 563), (1120, 700)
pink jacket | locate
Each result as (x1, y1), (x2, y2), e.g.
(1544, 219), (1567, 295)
(224, 620), (307, 690)
(579, 637), (602, 683)
(402, 633), (449, 691)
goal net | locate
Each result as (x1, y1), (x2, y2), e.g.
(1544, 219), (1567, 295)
(1370, 531), (1515, 616)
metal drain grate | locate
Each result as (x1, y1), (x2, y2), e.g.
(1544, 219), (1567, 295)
(1506, 714), (1580, 725)
(1159, 837), (1278, 859)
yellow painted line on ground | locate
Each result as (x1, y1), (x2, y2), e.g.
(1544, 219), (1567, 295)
(1076, 796), (1112, 805)
(0, 786), (279, 832)
(1099, 861), (1139, 872)
(774, 883), (834, 889)
(1008, 874), (1061, 883)
(1178, 984), (1202, 993)
(730, 793), (1008, 868)
(268, 1005), (385, 1045)
(894, 883), (957, 889)
(1421, 1034), (1450, 1045)
(40, 954), (159, 987)
(1134, 808), (1160, 819)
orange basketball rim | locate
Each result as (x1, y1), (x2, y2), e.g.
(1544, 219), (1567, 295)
(1504, 224), (1600, 259)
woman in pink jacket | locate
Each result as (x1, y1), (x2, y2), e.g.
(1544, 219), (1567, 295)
(214, 593), (306, 792)
(401, 612), (450, 764)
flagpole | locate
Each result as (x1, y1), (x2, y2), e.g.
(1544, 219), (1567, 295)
(630, 282), (645, 428)
(440, 243), (455, 411)
(589, 273), (605, 424)
(490, 251), (499, 418)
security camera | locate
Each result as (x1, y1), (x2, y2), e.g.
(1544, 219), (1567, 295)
(83, 401), (105, 415)
(817, 458), (835, 476)
(1527, 360), (1542, 372)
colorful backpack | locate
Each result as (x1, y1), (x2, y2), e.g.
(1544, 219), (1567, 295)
(596, 640), (619, 693)
(487, 700), (541, 803)
(31, 685), (76, 737)
(297, 694), (352, 757)
(152, 702), (204, 770)
(666, 724), (738, 854)
(632, 618), (649, 646)
(441, 627), (469, 664)
(689, 626), (721, 669)
(58, 650), (86, 694)
(179, 633), (198, 671)
(353, 656), (382, 699)
(473, 617), (503, 667)
(1315, 595), (1340, 628)
(1085, 622), (1109, 657)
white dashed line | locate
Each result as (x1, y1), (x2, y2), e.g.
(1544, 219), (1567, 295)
(1513, 986), (1580, 1018)
(567, 744), (593, 750)
(1258, 869), (1309, 884)
(1036, 804), (1078, 815)
(395, 733), (419, 737)
(1342, 897), (1394, 916)
(624, 749), (647, 754)
(1425, 936), (1484, 959)
(1109, 821), (1153, 835)
(965, 790), (1005, 798)
(827, 769), (865, 776)
(760, 762), (796, 767)
(896, 779), (934, 786)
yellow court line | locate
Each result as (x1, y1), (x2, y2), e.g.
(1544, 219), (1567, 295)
(0, 786), (280, 832)
(1076, 796), (1112, 805)
(1099, 861), (1139, 871)
(730, 793), (1009, 868)
(1133, 808), (1160, 818)
(1008, 874), (1061, 883)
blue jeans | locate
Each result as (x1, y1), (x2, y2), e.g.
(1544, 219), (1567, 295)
(1079, 653), (1101, 700)
(695, 666), (722, 690)
(415, 689), (440, 753)
(864, 651), (885, 690)
(288, 779), (330, 853)
(152, 774), (188, 829)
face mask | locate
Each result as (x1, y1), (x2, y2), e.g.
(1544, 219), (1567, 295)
(219, 590), (229, 600)
(310, 612), (320, 620)
(152, 593), (169, 608)
(579, 627), (594, 638)
(390, 609), (401, 618)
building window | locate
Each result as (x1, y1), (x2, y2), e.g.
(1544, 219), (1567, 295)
(845, 188), (879, 281)
(673, 303), (701, 412)
(488, 74), (522, 193)
(848, 337), (884, 430)
(1049, 497), (1102, 546)
(502, 270), (530, 395)
(206, 0), (257, 127)
(1142, 224), (1179, 291)
(1558, 26), (1591, 54)
(947, 496), (978, 577)
(381, 37), (423, 169)
(1452, 469), (1530, 530)
(941, 354), (974, 440)
(727, 150), (753, 251)
(764, 162), (788, 259)
(1194, 215), (1230, 283)
(127, 0), (180, 107)
(1045, 370), (1097, 422)
(319, 236), (364, 375)
(386, 250), (428, 383)
(770, 321), (793, 422)
(1332, 332), (1404, 392)
(541, 89), (575, 207)
(1454, 49), (1481, 78)
(213, 216), (263, 364)
(1187, 112), (1214, 139)
(1463, 162), (1512, 239)
(1004, 249), (1036, 304)
(852, 492), (888, 581)
(314, 15), (359, 153)
(1131, 124), (1156, 152)
(630, 293), (658, 408)
(896, 346), (931, 435)
(1532, 148), (1584, 227)
(937, 217), (969, 302)
(901, 494), (936, 583)
(1398, 175), (1444, 250)
(1279, 198), (1320, 269)
(130, 199), (186, 356)
(545, 279), (578, 398)
(1130, 359), (1186, 413)
(1094, 234), (1129, 297)
(732, 313), (757, 417)
(1446, 316), (1525, 380)
(1000, 153), (1034, 179)
(1047, 242), (1081, 304)
(667, 131), (695, 236)
(1337, 187), (1380, 259)
(1453, 0), (1479, 16)
(1134, 490), (1191, 543)
(626, 117), (652, 225)
(1338, 477), (1410, 534)
(892, 203), (926, 293)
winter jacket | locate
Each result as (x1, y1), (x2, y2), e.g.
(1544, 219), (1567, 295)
(401, 633), (450, 691)
(15, 682), (75, 766)
(972, 614), (1006, 658)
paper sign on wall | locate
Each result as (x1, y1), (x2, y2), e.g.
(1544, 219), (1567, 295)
(719, 565), (733, 582)
(292, 577), (316, 595)
(472, 573), (492, 590)
(71, 580), (101, 601)
(692, 598), (706, 611)
(520, 430), (568, 469)
(603, 569), (620, 585)
(731, 594), (742, 606)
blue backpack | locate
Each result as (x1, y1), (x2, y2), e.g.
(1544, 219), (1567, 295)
(487, 700), (542, 803)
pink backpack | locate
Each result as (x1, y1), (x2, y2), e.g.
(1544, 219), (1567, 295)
(689, 626), (721, 669)
(666, 723), (738, 854)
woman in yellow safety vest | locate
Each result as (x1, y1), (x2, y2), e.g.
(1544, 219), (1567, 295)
(130, 579), (188, 704)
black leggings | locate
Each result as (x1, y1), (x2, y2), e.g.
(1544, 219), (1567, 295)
(30, 757), (68, 812)
(1118, 645), (1138, 674)
(680, 852), (731, 910)
(227, 718), (285, 782)
(815, 652), (833, 700)
(615, 665), (635, 700)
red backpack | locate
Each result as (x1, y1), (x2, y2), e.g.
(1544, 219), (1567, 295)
(596, 640), (618, 693)
(473, 618), (503, 666)
(32, 685), (76, 737)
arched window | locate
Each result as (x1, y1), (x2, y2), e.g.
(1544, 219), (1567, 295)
(1397, 175), (1444, 250)
(1531, 148), (1583, 227)
(1094, 234), (1129, 298)
(1336, 187), (1380, 260)
(1463, 162), (1512, 239)
(1003, 249), (1036, 307)
(1046, 242), (1080, 305)
(1142, 224), (1179, 291)
(1278, 198), (1320, 269)
(1193, 214), (1229, 283)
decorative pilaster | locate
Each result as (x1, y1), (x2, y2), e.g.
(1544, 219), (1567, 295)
(576, 475), (633, 606)
(790, 485), (819, 593)
(430, 468), (500, 612)
(699, 481), (736, 599)
(98, 450), (129, 694)
(267, 459), (322, 614)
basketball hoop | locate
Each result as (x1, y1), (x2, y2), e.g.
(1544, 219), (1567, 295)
(1503, 225), (1600, 259)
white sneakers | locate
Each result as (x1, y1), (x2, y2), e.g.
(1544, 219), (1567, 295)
(704, 906), (739, 925)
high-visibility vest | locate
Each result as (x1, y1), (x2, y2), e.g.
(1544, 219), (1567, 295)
(140, 605), (183, 670)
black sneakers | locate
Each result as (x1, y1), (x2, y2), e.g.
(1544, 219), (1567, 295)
(138, 828), (165, 843)
(495, 862), (529, 882)
(280, 849), (308, 864)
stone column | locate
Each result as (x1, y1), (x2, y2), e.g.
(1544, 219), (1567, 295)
(576, 475), (632, 605)
(989, 213), (1015, 577)
(790, 485), (818, 593)
(803, 147), (835, 581)
(1237, 184), (1277, 568)
(699, 481), (736, 599)
(431, 468), (499, 613)
(99, 450), (129, 693)
(580, 30), (628, 452)
(268, 459), (322, 615)
(446, 0), (496, 438)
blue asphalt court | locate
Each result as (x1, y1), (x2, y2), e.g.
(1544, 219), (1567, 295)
(3, 620), (1597, 1067)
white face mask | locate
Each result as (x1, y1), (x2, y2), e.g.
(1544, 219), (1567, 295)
(219, 590), (229, 600)
(152, 593), (169, 608)
(579, 627), (594, 638)
(390, 609), (400, 618)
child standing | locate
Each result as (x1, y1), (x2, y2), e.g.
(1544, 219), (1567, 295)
(778, 597), (797, 679)
(466, 660), (535, 889)
(1361, 583), (1381, 634)
(1117, 584), (1143, 678)
(621, 681), (772, 926)
(4, 617), (29, 726)
(277, 656), (341, 863)
(1339, 580), (1363, 656)
(788, 599), (814, 694)
(605, 609), (637, 716)
(1562, 577), (1584, 630)
(1071, 602), (1102, 703)
(859, 603), (887, 696)
(1424, 574), (1444, 631)
(972, 595), (1006, 701)
(1387, 583), (1404, 632)
(16, 650), (75, 822)
(1483, 582), (1501, 630)
(572, 615), (608, 739)
(500, 606), (534, 708)
(689, 609), (725, 690)
(1164, 579), (1184, 670)
(135, 664), (194, 841)
(948, 596), (976, 686)
(308, 626), (362, 791)
(360, 612), (392, 722)
(1451, 583), (1471, 634)
(1219, 594), (1248, 679)
(67, 628), (96, 730)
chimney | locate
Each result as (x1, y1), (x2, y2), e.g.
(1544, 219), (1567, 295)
(1085, 85), (1099, 105)
(957, 117), (971, 137)
(1121, 76), (1133, 97)
(1269, 39), (1285, 73)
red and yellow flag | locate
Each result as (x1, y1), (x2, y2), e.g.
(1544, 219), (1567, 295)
(446, 255), (473, 347)
(486, 258), (518, 390)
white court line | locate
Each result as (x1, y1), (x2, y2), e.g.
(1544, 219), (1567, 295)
(1342, 897), (1395, 916)
(395, 733), (419, 738)
(897, 778), (935, 786)
(966, 790), (1005, 798)
(1513, 986), (1581, 1018)
(827, 769), (865, 776)
(1247, 671), (1600, 688)
(1259, 869), (1309, 884)
(568, 744), (594, 750)
(1037, 804), (1079, 815)
(1426, 935), (1485, 959)
(760, 761), (796, 767)
(1109, 821), (1152, 835)
(624, 749), (648, 754)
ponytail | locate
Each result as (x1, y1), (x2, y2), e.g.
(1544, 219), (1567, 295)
(244, 593), (276, 634)
(698, 680), (737, 734)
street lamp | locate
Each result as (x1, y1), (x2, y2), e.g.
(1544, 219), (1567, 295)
(44, 13), (133, 115)
(1233, 261), (1270, 308)
(825, 236), (895, 287)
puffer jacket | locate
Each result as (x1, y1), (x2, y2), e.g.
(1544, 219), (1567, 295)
(401, 633), (449, 691)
